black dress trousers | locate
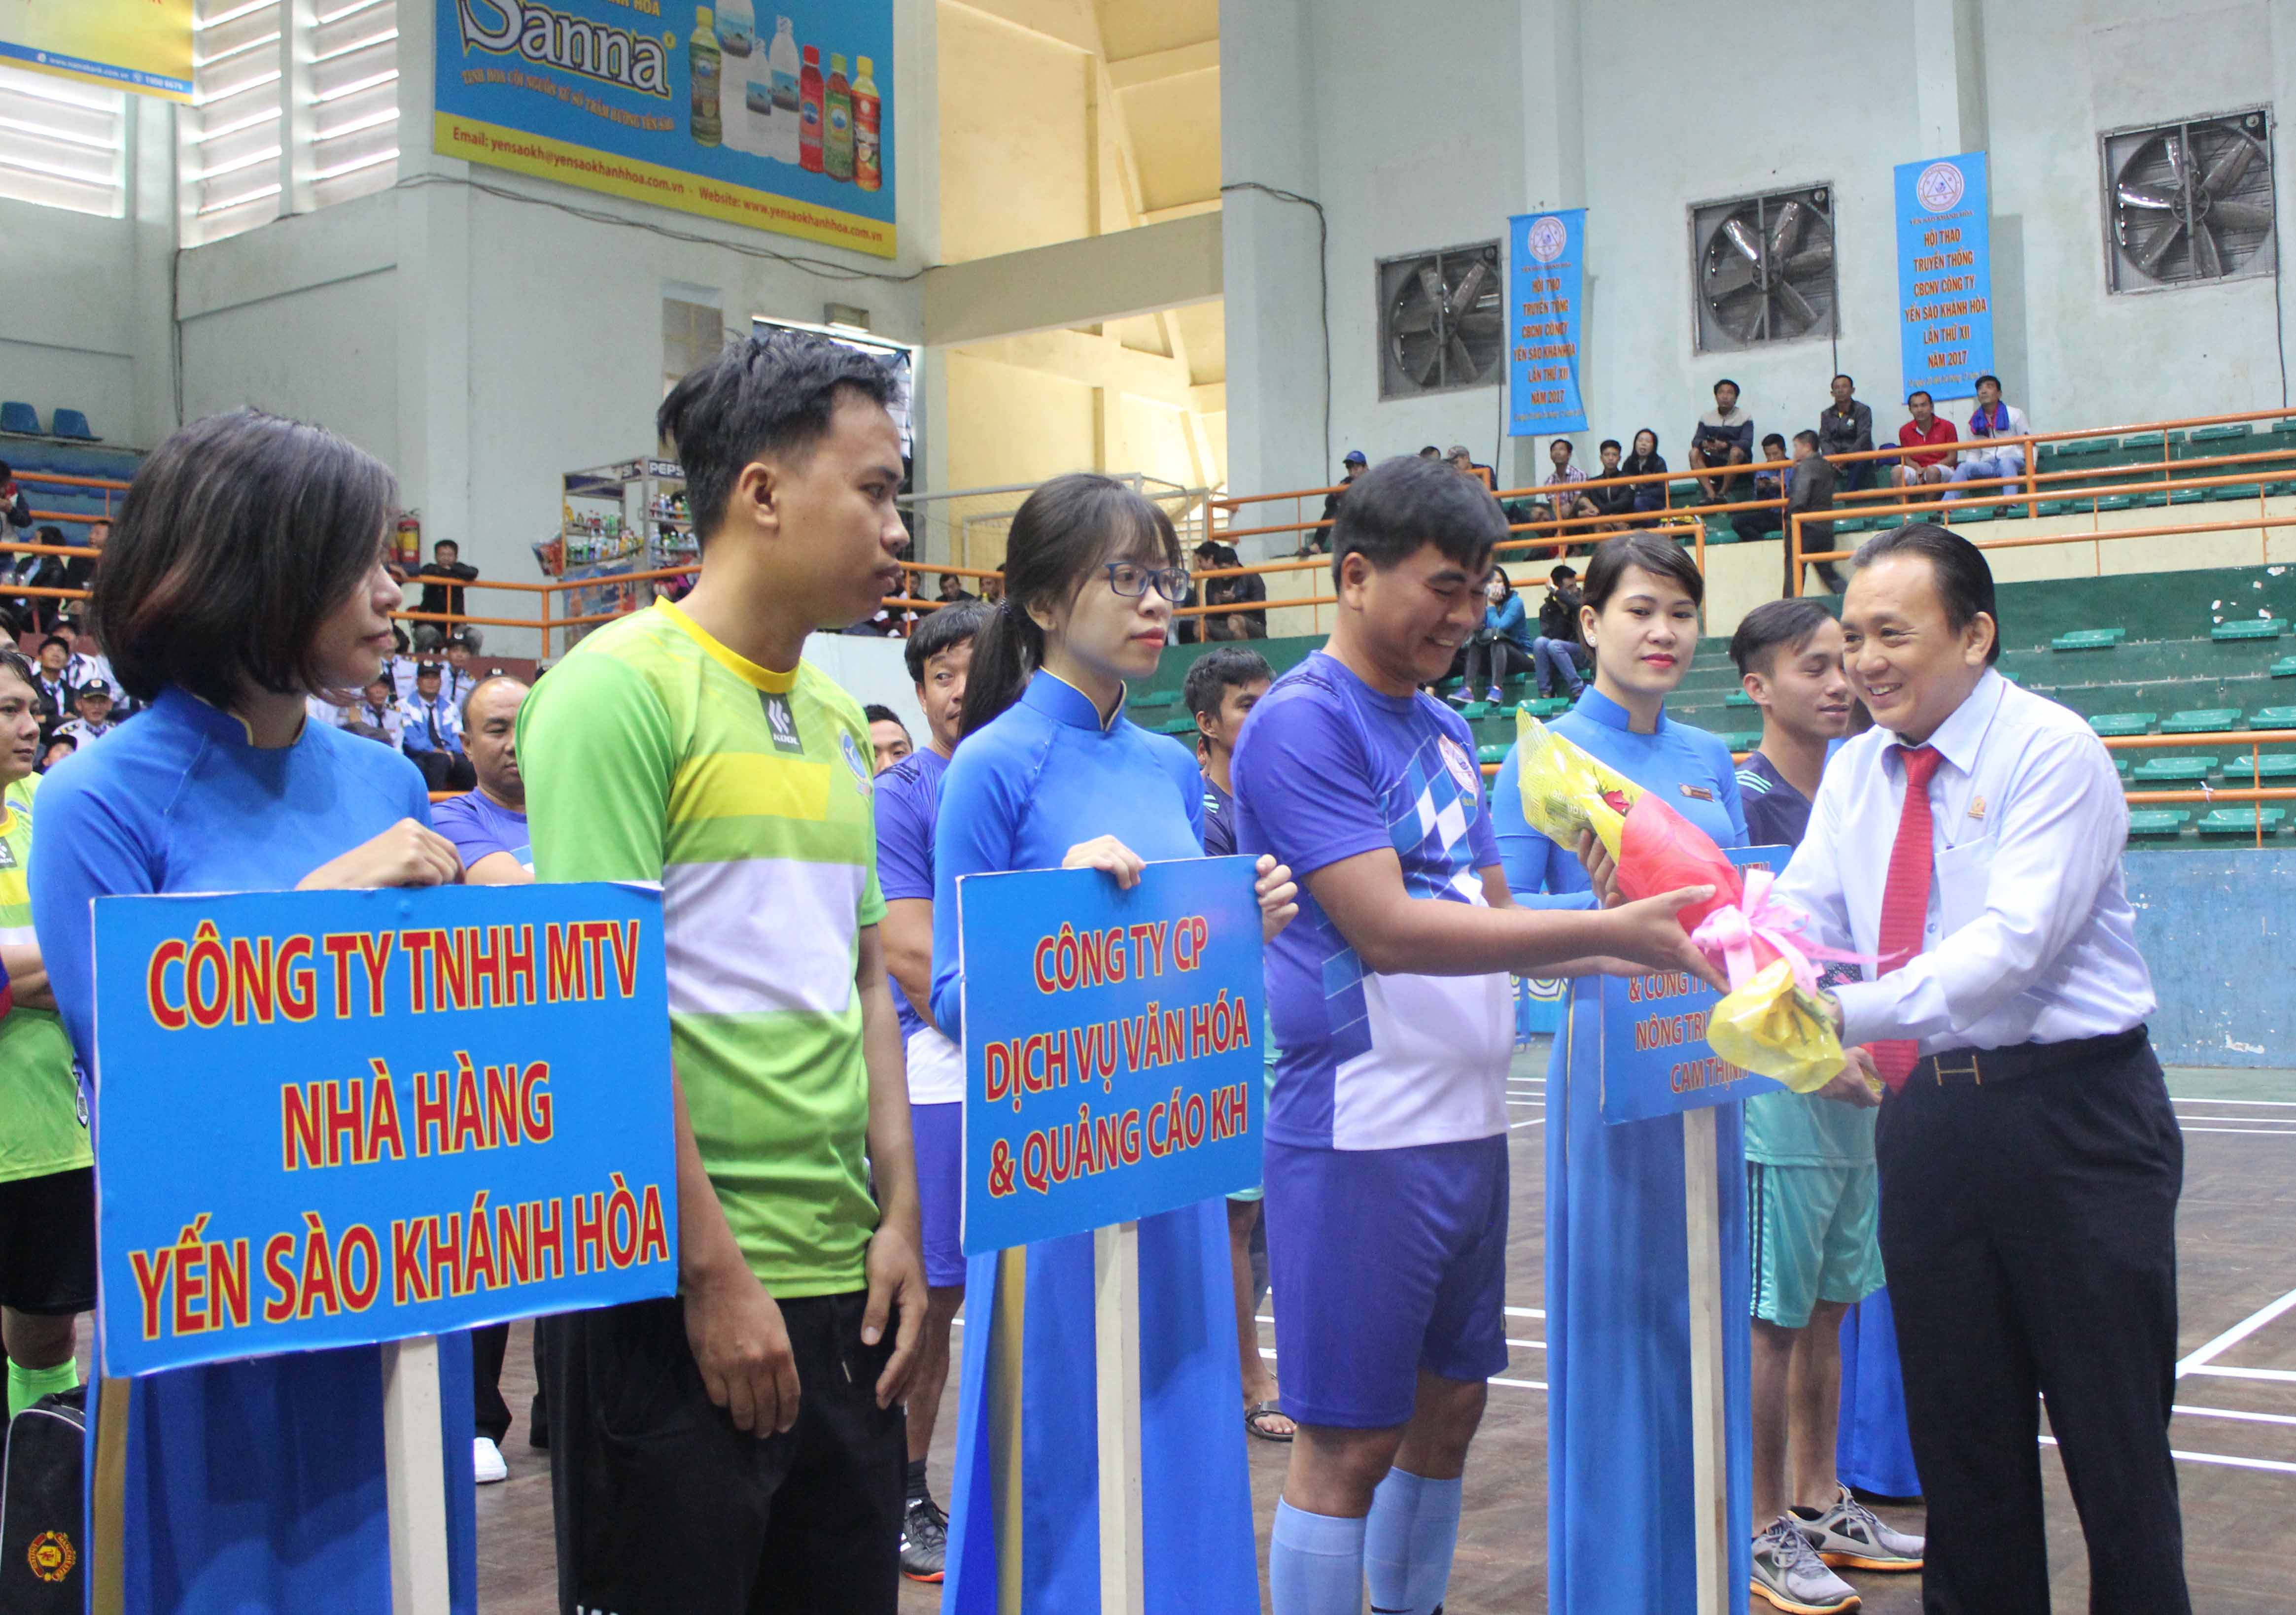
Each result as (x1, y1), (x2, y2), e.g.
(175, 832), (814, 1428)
(1875, 1030), (2190, 1615)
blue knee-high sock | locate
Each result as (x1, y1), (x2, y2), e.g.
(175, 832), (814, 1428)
(1364, 1468), (1461, 1615)
(1271, 1498), (1366, 1615)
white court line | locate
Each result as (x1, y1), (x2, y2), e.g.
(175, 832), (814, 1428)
(1491, 1375), (1547, 1391)
(2176, 1285), (2296, 1378)
(2185, 1365), (2296, 1384)
(1510, 1118), (1546, 1129)
(1505, 1338), (1544, 1350)
(2040, 1434), (2296, 1477)
(2181, 1127), (2296, 1135)
(2174, 1404), (2296, 1428)
(2170, 1096), (2296, 1108)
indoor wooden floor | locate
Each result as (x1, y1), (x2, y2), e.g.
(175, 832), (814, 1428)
(467, 1049), (2296, 1613)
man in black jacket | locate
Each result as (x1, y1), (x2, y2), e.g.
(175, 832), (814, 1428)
(414, 538), (479, 650)
(1818, 374), (1875, 492)
(1783, 431), (1844, 596)
(1531, 563), (1590, 699)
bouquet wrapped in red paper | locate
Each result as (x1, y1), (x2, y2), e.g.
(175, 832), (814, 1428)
(1513, 712), (1848, 1091)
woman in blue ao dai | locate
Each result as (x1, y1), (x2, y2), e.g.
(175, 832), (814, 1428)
(928, 474), (1297, 1614)
(1487, 532), (1755, 1615)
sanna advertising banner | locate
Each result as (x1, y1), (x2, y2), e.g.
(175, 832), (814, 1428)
(434, 0), (896, 257)
(0, 0), (194, 101)
(93, 883), (677, 1376)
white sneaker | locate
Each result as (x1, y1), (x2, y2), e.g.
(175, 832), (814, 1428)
(1795, 1485), (1922, 1572)
(474, 1436), (508, 1484)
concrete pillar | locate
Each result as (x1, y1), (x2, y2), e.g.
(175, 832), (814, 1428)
(1913, 0), (1987, 158)
(1513, 0), (1587, 486)
(128, 96), (178, 448)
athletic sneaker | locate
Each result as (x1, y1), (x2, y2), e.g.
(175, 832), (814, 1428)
(1795, 1486), (1924, 1572)
(900, 1492), (948, 1583)
(473, 1436), (508, 1485)
(1751, 1514), (1859, 1614)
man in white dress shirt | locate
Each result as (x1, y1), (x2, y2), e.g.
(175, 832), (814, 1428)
(1775, 523), (2187, 1614)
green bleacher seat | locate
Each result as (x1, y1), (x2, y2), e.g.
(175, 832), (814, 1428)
(1717, 730), (1761, 752)
(2168, 489), (2206, 506)
(2038, 500), (2076, 516)
(1130, 689), (1179, 709)
(2271, 655), (2296, 678)
(2187, 423), (2254, 444)
(1518, 696), (1571, 718)
(2121, 430), (2185, 451)
(2113, 755), (2131, 776)
(1436, 677), (1464, 692)
(2162, 707), (2242, 733)
(1458, 701), (1492, 721)
(2047, 438), (2117, 460)
(2252, 705), (2296, 728)
(2269, 482), (2296, 497)
(2245, 755), (2296, 779)
(2130, 756), (2215, 783)
(2198, 807), (2286, 836)
(2051, 628), (2124, 652)
(1952, 504), (1998, 522)
(1831, 516), (1867, 535)
(2212, 618), (2286, 641)
(2087, 712), (2155, 737)
(1477, 744), (1506, 764)
(2095, 495), (2137, 512)
(2211, 484), (2263, 500)
(1157, 716), (1198, 736)
(1725, 689), (1756, 707)
(2124, 809), (2191, 837)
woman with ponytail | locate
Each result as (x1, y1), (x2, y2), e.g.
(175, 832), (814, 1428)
(929, 473), (1295, 1612)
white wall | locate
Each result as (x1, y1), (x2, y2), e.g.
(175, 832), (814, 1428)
(1224, 0), (2296, 530)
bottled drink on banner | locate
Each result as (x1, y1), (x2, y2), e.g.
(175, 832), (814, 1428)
(689, 7), (723, 147)
(853, 55), (881, 191)
(825, 53), (853, 181)
(766, 17), (800, 164)
(715, 0), (755, 152)
(799, 44), (823, 172)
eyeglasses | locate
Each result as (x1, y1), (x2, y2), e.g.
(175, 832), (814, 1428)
(1102, 561), (1192, 602)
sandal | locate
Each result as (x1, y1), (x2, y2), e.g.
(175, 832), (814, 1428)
(1245, 1400), (1295, 1443)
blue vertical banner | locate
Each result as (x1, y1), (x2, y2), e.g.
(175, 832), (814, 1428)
(1894, 153), (1993, 403)
(1508, 210), (1589, 436)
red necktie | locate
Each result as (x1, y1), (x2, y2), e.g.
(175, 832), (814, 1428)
(1869, 744), (1943, 1092)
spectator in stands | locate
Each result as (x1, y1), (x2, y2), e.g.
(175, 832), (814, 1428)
(3, 526), (69, 636)
(934, 572), (976, 604)
(1539, 438), (1600, 543)
(1735, 434), (1792, 544)
(981, 571), (1004, 605)
(1532, 561), (1590, 700)
(1785, 430), (1845, 596)
(61, 518), (105, 596)
(61, 636), (120, 717)
(1303, 450), (1368, 556)
(866, 704), (913, 773)
(30, 637), (73, 728)
(413, 539), (478, 650)
(430, 671), (538, 1485)
(439, 634), (482, 710)
(1889, 390), (1957, 500)
(1449, 445), (1495, 487)
(1947, 375), (2032, 508)
(1819, 375), (1876, 492)
(0, 463), (29, 534)
(1197, 537), (1268, 641)
(1689, 378), (1756, 502)
(348, 673), (404, 748)
(1418, 445), (1443, 460)
(37, 735), (73, 773)
(1622, 429), (1670, 525)
(1584, 439), (1637, 530)
(399, 662), (474, 790)
(378, 626), (419, 701)
(1460, 567), (1536, 703)
(52, 681), (118, 749)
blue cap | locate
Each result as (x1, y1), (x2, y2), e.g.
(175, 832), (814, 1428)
(1343, 449), (1367, 465)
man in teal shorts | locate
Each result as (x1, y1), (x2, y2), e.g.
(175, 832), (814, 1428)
(1732, 599), (1924, 1613)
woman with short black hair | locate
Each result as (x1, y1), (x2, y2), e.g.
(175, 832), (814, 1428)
(32, 408), (476, 1614)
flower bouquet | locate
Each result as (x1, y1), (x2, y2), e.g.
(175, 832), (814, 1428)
(1513, 711), (1848, 1092)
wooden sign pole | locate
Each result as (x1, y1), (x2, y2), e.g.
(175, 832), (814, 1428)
(381, 1334), (452, 1615)
(1682, 1110), (1732, 1614)
(1093, 1221), (1147, 1615)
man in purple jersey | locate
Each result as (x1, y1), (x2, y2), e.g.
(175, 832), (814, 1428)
(871, 597), (990, 1583)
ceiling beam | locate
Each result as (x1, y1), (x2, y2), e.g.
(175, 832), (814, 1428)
(1106, 39), (1220, 90)
(924, 211), (1223, 347)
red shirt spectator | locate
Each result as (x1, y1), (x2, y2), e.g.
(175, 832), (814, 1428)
(1895, 395), (1959, 468)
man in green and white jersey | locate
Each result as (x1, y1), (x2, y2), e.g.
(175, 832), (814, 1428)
(521, 332), (926, 1615)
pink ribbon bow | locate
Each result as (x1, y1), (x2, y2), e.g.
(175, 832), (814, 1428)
(1689, 869), (1825, 996)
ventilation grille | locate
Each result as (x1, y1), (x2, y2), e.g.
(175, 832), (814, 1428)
(1690, 186), (1836, 353)
(183, 0), (285, 243)
(1377, 241), (1505, 399)
(2104, 110), (2275, 293)
(308, 0), (400, 209)
(0, 63), (127, 218)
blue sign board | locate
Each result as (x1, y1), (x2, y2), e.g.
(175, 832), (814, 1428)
(434, 0), (896, 257)
(95, 884), (677, 1376)
(1894, 152), (1993, 403)
(958, 859), (1263, 1255)
(1508, 210), (1589, 436)
(1598, 846), (1792, 1123)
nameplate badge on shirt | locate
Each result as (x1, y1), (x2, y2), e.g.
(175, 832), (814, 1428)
(1969, 794), (1986, 821)
(1679, 784), (1714, 802)
(759, 691), (804, 756)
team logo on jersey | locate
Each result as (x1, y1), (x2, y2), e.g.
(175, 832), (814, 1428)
(29, 1529), (75, 1582)
(759, 691), (804, 755)
(1438, 736), (1478, 792)
(0, 834), (16, 870)
(839, 731), (873, 795)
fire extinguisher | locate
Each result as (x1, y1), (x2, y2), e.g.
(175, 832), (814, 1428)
(394, 511), (422, 570)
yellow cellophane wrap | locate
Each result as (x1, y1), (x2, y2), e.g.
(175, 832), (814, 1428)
(1706, 959), (1848, 1093)
(1513, 710), (1641, 859)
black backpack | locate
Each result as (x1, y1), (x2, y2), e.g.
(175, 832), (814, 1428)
(0, 1385), (86, 1613)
